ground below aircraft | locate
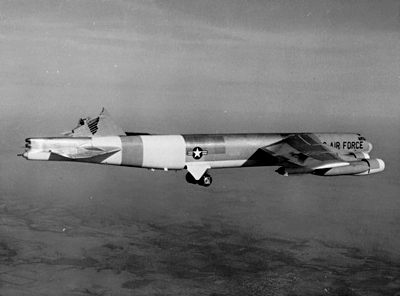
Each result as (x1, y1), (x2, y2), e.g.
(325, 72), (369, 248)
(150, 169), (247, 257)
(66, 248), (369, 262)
(21, 109), (385, 187)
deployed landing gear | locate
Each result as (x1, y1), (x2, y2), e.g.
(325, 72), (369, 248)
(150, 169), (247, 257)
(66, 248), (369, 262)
(185, 172), (197, 184)
(185, 172), (213, 187)
(200, 174), (212, 187)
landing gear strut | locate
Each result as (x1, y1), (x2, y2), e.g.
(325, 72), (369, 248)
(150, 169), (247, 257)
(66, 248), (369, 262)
(185, 172), (212, 187)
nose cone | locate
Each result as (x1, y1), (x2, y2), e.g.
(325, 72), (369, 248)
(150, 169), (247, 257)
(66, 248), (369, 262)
(364, 141), (373, 153)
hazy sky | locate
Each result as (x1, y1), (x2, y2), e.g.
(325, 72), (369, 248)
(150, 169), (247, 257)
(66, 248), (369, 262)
(1, 0), (400, 257)
(1, 0), (399, 133)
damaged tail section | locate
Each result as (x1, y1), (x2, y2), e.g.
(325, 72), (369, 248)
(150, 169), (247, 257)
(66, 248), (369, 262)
(22, 108), (125, 163)
(65, 108), (126, 137)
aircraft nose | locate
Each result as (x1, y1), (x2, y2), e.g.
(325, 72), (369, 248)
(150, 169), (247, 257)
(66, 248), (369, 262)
(365, 141), (373, 153)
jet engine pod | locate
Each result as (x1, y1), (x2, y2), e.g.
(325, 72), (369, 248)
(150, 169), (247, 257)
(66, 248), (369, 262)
(276, 166), (314, 176)
(350, 152), (370, 159)
(313, 159), (385, 176)
(354, 158), (385, 175)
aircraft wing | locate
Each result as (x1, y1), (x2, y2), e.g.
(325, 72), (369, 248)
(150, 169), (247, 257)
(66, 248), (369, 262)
(262, 134), (350, 174)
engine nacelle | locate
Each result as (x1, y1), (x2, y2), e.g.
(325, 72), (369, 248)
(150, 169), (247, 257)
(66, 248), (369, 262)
(313, 159), (385, 176)
(354, 158), (385, 175)
(276, 166), (314, 176)
(350, 152), (370, 159)
(339, 152), (370, 162)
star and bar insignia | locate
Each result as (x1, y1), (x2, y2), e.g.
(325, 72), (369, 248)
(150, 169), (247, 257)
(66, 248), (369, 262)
(187, 147), (208, 160)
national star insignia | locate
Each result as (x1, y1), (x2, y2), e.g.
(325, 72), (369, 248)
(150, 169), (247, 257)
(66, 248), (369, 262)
(187, 147), (208, 159)
(193, 147), (202, 159)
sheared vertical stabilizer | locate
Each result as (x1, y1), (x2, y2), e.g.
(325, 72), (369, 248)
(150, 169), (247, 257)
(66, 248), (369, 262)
(66, 108), (126, 137)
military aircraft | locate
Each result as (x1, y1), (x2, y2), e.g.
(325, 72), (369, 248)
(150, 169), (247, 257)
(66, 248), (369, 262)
(21, 108), (385, 187)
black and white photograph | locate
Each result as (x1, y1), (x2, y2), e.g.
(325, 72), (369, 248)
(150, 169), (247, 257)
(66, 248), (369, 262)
(0, 1), (399, 295)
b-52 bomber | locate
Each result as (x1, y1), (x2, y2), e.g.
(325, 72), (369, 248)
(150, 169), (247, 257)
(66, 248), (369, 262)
(21, 108), (385, 187)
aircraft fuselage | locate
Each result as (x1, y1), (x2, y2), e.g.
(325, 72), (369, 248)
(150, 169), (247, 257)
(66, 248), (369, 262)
(21, 109), (385, 186)
(24, 133), (374, 176)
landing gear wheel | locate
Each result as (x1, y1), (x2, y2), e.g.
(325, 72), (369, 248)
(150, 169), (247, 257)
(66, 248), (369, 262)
(185, 172), (197, 184)
(185, 172), (213, 187)
(200, 174), (212, 187)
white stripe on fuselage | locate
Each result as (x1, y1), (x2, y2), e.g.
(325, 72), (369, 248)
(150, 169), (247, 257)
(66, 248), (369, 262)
(140, 135), (186, 169)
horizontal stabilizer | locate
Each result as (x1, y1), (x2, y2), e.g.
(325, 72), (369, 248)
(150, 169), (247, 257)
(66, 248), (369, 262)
(51, 146), (121, 159)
